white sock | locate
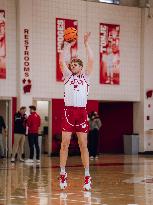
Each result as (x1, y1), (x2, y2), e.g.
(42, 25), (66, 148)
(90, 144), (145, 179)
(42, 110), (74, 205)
(85, 167), (90, 176)
(60, 167), (66, 174)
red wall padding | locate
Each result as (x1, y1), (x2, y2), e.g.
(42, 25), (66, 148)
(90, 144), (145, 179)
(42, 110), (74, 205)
(98, 102), (133, 153)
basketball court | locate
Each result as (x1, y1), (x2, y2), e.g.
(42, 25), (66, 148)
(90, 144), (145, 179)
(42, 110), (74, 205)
(1, 0), (153, 204)
(0, 155), (153, 205)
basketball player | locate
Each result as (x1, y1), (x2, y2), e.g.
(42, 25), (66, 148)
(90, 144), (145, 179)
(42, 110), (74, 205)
(59, 32), (93, 190)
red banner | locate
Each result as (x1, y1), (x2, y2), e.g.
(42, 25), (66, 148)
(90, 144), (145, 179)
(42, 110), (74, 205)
(100, 23), (120, 85)
(0, 10), (6, 79)
(56, 18), (78, 81)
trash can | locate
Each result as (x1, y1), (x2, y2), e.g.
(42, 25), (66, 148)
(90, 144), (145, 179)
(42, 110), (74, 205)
(123, 134), (139, 155)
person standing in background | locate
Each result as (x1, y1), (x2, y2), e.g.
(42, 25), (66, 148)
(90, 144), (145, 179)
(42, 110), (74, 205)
(11, 107), (27, 162)
(0, 115), (6, 158)
(26, 106), (41, 163)
(88, 112), (102, 160)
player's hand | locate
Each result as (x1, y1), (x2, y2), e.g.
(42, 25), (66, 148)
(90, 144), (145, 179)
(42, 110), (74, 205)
(61, 40), (65, 50)
(84, 32), (91, 47)
(64, 40), (76, 48)
(61, 41), (71, 51)
(60, 39), (76, 53)
(69, 40), (76, 47)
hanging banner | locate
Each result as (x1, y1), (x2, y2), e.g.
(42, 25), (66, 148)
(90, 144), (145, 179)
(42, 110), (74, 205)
(100, 23), (120, 85)
(22, 28), (32, 93)
(56, 18), (78, 81)
(0, 10), (6, 79)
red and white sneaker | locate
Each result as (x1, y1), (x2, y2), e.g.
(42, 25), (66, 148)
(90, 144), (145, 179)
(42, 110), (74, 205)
(59, 172), (68, 190)
(83, 176), (92, 191)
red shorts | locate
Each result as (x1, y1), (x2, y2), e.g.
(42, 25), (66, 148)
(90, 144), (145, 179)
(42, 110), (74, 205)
(62, 106), (89, 133)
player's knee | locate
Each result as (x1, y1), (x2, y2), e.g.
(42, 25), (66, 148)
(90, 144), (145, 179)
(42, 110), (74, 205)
(79, 142), (87, 150)
(61, 141), (70, 151)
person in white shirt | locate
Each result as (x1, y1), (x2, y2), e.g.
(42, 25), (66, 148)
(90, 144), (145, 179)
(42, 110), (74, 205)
(59, 32), (93, 191)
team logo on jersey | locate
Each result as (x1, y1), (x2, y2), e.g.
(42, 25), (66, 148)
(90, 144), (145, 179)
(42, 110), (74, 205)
(70, 79), (84, 86)
(70, 78), (84, 91)
(82, 124), (86, 128)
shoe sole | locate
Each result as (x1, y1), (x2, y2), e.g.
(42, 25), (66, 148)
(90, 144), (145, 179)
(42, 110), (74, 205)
(84, 187), (92, 191)
(60, 182), (67, 190)
(83, 182), (92, 191)
(60, 186), (67, 190)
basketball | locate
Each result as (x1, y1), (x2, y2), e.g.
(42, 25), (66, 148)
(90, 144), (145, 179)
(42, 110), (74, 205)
(64, 27), (78, 42)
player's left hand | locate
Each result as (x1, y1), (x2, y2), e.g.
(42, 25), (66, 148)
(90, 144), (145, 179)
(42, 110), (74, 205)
(84, 32), (91, 46)
(70, 40), (76, 47)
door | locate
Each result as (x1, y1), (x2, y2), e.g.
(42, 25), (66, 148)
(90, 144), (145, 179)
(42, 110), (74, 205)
(99, 102), (133, 153)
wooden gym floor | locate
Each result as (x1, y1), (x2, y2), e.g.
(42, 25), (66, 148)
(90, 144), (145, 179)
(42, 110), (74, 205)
(0, 154), (153, 205)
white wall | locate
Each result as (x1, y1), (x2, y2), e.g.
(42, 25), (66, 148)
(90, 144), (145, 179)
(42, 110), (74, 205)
(134, 8), (153, 152)
(143, 8), (153, 151)
(16, 0), (33, 108)
(144, 8), (153, 130)
(0, 0), (141, 102)
(30, 0), (141, 101)
(0, 0), (17, 97)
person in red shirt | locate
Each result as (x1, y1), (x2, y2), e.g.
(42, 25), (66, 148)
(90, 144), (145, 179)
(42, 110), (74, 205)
(25, 105), (41, 163)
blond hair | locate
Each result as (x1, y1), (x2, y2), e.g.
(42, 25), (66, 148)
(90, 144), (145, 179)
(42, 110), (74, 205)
(70, 58), (83, 67)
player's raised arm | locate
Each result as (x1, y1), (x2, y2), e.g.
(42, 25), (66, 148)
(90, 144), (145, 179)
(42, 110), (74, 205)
(59, 41), (70, 74)
(84, 32), (94, 75)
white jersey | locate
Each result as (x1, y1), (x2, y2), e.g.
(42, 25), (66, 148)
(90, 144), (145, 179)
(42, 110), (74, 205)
(63, 68), (90, 107)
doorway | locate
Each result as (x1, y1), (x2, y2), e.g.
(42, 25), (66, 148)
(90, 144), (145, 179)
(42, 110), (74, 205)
(0, 99), (11, 157)
(98, 102), (133, 153)
(33, 100), (50, 156)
